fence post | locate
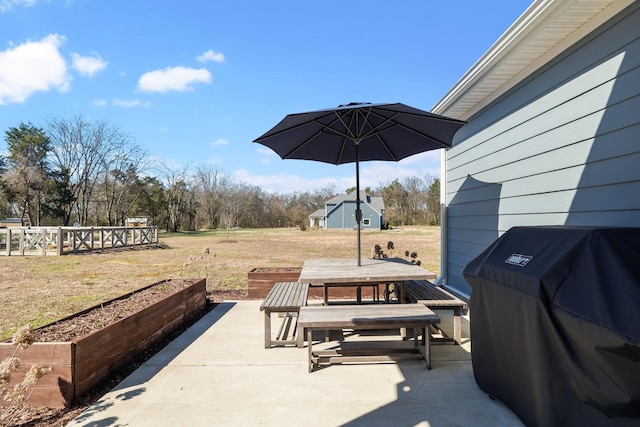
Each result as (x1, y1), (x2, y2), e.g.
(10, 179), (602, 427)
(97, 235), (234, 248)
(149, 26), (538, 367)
(57, 227), (63, 255)
(19, 229), (25, 255)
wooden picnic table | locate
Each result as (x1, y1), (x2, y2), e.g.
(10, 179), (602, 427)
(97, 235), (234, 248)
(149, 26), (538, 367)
(298, 258), (435, 305)
(297, 304), (440, 372)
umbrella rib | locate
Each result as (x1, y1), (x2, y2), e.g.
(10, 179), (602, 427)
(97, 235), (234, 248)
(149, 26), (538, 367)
(391, 122), (451, 147)
(373, 133), (399, 161)
(358, 110), (400, 141)
(331, 112), (358, 141)
(363, 108), (455, 148)
(283, 128), (328, 159)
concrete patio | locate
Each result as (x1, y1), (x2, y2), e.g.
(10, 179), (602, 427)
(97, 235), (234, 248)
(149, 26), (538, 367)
(66, 300), (523, 426)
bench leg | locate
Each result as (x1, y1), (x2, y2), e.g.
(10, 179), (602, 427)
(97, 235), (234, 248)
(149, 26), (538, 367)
(264, 310), (272, 348)
(297, 320), (304, 348)
(453, 307), (461, 345)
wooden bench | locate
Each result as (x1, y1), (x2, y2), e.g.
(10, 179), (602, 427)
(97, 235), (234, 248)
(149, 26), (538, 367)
(403, 280), (467, 345)
(297, 304), (440, 372)
(259, 282), (309, 348)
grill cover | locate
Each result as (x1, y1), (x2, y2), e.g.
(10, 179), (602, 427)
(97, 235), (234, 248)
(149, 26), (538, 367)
(463, 226), (640, 427)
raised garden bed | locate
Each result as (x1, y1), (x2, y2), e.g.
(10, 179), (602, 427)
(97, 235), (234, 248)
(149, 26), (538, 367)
(0, 278), (206, 408)
(248, 267), (302, 299)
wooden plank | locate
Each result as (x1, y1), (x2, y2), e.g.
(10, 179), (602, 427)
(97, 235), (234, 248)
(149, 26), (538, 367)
(404, 280), (466, 304)
(300, 305), (437, 372)
(0, 343), (73, 408)
(298, 304), (439, 329)
(73, 280), (205, 396)
(260, 282), (309, 311)
(260, 282), (309, 348)
(299, 258), (435, 285)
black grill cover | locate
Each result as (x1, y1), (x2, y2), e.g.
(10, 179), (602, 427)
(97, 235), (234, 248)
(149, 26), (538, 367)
(463, 226), (640, 427)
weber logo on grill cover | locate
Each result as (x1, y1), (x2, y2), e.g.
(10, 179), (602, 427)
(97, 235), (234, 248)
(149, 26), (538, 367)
(505, 253), (532, 267)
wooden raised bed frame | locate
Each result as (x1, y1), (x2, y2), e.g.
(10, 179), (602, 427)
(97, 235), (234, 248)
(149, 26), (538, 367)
(0, 278), (206, 408)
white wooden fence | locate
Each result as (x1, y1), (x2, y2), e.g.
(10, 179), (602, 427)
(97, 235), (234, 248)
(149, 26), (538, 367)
(0, 226), (158, 256)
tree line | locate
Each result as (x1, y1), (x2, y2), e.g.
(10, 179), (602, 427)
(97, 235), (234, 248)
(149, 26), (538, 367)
(0, 117), (441, 230)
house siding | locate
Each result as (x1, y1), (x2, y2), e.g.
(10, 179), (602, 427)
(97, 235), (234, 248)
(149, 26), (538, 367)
(445, 5), (640, 296)
(326, 200), (380, 229)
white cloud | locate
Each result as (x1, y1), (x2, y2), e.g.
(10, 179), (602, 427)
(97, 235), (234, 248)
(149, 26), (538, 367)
(197, 49), (225, 63)
(257, 147), (276, 156)
(137, 66), (212, 93)
(211, 138), (228, 146)
(71, 52), (107, 77)
(112, 99), (151, 108)
(257, 146), (278, 165)
(398, 149), (442, 165)
(0, 0), (36, 13)
(235, 155), (442, 194)
(234, 169), (342, 194)
(0, 34), (71, 105)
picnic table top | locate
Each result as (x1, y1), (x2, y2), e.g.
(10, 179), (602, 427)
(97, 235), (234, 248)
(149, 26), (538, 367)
(298, 258), (435, 285)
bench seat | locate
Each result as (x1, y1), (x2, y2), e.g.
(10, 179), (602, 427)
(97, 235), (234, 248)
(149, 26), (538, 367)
(260, 281), (309, 348)
(403, 280), (467, 345)
(298, 304), (440, 372)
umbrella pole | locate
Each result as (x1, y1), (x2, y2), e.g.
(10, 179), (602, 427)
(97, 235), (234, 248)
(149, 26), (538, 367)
(355, 142), (362, 266)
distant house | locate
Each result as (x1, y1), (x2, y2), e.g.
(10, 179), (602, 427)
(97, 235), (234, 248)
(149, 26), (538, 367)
(0, 218), (27, 227)
(309, 191), (385, 230)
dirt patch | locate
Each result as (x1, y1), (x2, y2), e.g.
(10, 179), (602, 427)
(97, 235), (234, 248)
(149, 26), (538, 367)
(1, 288), (247, 427)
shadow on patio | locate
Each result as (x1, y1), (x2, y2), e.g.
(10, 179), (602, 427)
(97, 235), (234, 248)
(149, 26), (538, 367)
(65, 300), (523, 427)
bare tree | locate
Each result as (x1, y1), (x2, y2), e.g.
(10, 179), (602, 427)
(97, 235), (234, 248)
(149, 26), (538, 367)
(404, 176), (428, 225)
(48, 116), (138, 225)
(160, 163), (190, 232)
(99, 144), (150, 225)
(424, 175), (440, 225)
(193, 165), (230, 229)
(379, 179), (408, 225)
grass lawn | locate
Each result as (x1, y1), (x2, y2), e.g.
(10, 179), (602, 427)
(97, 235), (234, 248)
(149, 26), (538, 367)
(0, 226), (440, 339)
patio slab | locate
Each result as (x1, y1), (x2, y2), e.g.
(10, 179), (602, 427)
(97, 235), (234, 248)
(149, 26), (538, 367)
(65, 300), (524, 427)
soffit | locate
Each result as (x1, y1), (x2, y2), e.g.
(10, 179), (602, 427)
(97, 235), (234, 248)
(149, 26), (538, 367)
(432, 0), (635, 120)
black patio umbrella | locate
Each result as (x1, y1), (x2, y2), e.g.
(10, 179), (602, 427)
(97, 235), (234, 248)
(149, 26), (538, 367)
(253, 102), (466, 265)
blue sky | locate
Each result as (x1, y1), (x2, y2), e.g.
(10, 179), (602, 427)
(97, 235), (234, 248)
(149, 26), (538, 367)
(0, 0), (532, 193)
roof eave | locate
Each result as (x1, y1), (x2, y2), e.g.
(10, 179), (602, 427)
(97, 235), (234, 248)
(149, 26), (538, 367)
(431, 0), (635, 121)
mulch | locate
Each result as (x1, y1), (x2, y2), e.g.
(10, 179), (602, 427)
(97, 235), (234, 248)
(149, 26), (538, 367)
(1, 289), (247, 427)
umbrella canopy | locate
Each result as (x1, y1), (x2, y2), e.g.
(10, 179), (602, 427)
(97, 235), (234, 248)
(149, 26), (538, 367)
(254, 102), (466, 265)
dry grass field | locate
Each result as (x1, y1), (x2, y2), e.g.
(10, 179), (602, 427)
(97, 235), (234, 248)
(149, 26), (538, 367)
(0, 226), (440, 340)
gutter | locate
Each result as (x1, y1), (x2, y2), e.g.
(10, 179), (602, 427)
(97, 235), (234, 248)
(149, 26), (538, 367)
(434, 148), (448, 288)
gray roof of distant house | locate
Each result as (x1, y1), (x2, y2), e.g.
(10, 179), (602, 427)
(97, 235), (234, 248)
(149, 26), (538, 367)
(326, 191), (384, 213)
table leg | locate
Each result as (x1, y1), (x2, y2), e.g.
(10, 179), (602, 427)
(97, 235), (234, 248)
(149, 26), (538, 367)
(425, 326), (431, 370)
(307, 328), (313, 373)
(323, 284), (328, 306)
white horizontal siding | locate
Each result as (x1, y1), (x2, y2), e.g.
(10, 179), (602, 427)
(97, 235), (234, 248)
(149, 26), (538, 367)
(444, 5), (640, 295)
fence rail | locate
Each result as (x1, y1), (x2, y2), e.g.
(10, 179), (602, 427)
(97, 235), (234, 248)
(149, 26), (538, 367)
(0, 226), (159, 256)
